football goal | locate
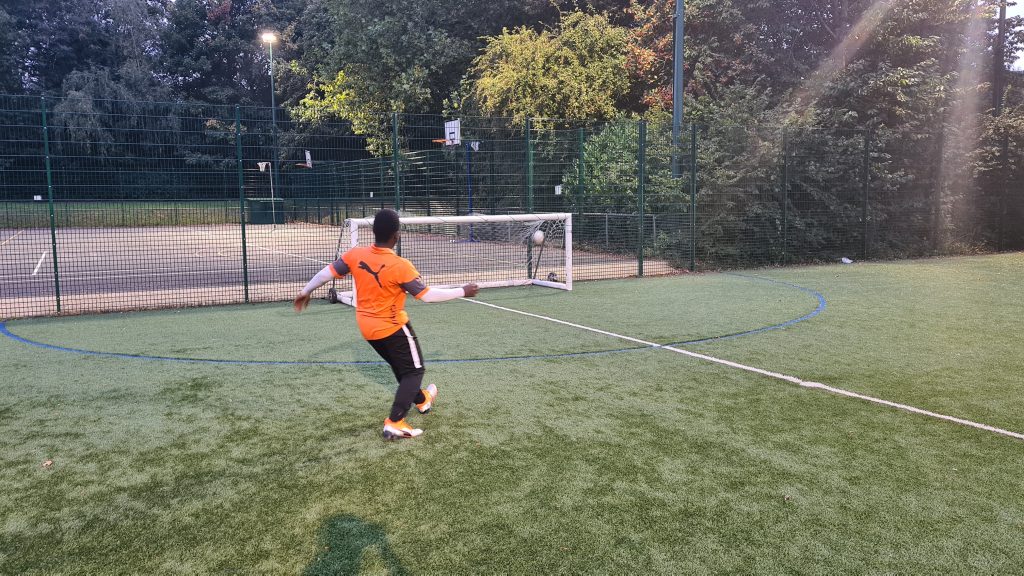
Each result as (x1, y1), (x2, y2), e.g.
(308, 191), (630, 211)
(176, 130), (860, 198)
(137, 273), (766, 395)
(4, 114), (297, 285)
(329, 213), (572, 306)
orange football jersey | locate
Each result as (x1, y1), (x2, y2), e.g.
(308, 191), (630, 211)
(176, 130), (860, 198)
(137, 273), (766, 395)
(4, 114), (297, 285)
(332, 245), (428, 340)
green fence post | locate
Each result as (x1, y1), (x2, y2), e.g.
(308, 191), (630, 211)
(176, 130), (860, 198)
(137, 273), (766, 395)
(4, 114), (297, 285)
(862, 129), (871, 260)
(689, 123), (698, 272)
(427, 152), (433, 220)
(932, 133), (944, 253)
(526, 117), (534, 213)
(782, 127), (789, 265)
(359, 162), (366, 199)
(524, 118), (535, 278)
(236, 105), (250, 303)
(488, 147), (496, 214)
(637, 120), (647, 277)
(999, 133), (1009, 251)
(392, 113), (401, 210)
(577, 127), (586, 224)
(41, 97), (62, 312)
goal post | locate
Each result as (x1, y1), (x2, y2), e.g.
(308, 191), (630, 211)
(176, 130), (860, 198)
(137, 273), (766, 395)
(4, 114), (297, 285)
(332, 213), (572, 306)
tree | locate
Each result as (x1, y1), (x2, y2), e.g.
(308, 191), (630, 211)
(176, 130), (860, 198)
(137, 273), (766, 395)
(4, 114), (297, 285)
(468, 11), (630, 125)
(2, 0), (169, 97)
(625, 0), (673, 111)
(0, 6), (23, 94)
(159, 0), (273, 104)
(290, 0), (550, 154)
(798, 2), (979, 254)
(626, 0), (785, 115)
(11, 0), (115, 94)
(624, 0), (1017, 257)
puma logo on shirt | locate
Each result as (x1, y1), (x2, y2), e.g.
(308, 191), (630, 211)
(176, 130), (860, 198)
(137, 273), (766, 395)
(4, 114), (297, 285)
(359, 261), (386, 287)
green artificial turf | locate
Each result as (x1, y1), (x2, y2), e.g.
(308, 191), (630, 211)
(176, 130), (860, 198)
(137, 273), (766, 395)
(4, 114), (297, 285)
(1, 253), (1022, 574)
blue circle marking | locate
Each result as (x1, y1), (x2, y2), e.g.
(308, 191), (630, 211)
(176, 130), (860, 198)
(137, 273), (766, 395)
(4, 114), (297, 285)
(1, 274), (826, 366)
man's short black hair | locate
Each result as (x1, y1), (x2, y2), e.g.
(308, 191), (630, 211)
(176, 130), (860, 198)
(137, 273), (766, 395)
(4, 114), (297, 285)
(373, 209), (401, 244)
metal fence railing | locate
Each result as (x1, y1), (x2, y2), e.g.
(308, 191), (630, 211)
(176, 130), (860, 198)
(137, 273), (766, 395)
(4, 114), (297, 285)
(2, 94), (1021, 318)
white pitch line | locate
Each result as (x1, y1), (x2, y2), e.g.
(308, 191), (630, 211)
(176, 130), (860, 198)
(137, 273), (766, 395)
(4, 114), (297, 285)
(31, 252), (48, 276)
(0, 230), (24, 248)
(465, 298), (1024, 442)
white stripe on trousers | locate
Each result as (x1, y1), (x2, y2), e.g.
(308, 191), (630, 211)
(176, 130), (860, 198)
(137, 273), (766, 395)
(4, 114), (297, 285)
(402, 325), (422, 369)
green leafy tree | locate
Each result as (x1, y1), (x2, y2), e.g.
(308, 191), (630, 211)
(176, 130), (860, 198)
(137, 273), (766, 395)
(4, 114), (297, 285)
(799, 1), (982, 254)
(972, 94), (1024, 250)
(622, 0), (1018, 258)
(626, 0), (792, 114)
(562, 94), (784, 266)
(0, 6), (23, 94)
(468, 11), (630, 125)
(290, 0), (546, 154)
(159, 0), (274, 104)
(3, 0), (169, 97)
(10, 0), (116, 94)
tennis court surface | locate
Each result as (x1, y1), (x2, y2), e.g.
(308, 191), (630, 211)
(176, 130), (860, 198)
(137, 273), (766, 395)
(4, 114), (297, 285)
(1, 222), (672, 317)
(1, 252), (1022, 573)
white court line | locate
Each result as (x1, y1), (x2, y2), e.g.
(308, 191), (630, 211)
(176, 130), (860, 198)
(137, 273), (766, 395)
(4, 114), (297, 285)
(0, 230), (24, 248)
(465, 298), (1024, 442)
(476, 255), (520, 266)
(0, 264), (309, 285)
(249, 244), (330, 265)
(31, 252), (47, 276)
(197, 228), (332, 266)
(2, 267), (239, 284)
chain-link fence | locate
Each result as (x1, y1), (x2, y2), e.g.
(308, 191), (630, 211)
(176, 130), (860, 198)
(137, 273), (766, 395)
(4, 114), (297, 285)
(1, 95), (1020, 318)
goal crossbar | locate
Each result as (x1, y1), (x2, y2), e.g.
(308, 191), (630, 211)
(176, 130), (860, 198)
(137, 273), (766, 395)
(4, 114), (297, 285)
(345, 212), (572, 226)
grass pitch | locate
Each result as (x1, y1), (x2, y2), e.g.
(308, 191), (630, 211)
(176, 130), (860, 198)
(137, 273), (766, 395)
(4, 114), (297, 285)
(1, 253), (1022, 573)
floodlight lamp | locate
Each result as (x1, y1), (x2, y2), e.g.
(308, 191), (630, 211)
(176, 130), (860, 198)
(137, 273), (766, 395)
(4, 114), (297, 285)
(261, 32), (278, 44)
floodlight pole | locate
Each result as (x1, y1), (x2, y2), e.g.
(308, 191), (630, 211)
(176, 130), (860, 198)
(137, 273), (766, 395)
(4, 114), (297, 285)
(994, 0), (1007, 117)
(672, 0), (685, 178)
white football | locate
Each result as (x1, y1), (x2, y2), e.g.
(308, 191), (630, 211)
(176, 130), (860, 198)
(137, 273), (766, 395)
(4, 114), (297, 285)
(532, 230), (545, 245)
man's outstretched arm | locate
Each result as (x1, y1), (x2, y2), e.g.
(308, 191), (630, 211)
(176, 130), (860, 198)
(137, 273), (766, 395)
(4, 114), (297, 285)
(419, 283), (479, 302)
(294, 260), (350, 312)
(403, 278), (479, 303)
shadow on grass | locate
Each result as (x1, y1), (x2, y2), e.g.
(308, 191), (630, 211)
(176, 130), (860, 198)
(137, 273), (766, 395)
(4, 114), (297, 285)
(304, 515), (409, 576)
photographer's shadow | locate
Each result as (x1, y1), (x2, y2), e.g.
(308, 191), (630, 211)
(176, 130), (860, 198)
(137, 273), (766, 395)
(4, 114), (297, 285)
(304, 514), (409, 576)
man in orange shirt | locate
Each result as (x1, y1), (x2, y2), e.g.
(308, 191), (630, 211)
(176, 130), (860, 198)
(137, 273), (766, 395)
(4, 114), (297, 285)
(294, 209), (479, 440)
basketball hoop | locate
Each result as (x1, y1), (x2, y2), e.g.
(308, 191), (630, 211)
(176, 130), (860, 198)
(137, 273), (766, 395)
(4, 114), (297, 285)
(444, 119), (461, 146)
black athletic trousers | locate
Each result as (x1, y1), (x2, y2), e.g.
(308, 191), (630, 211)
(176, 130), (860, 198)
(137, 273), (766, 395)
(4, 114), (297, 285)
(368, 322), (427, 422)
